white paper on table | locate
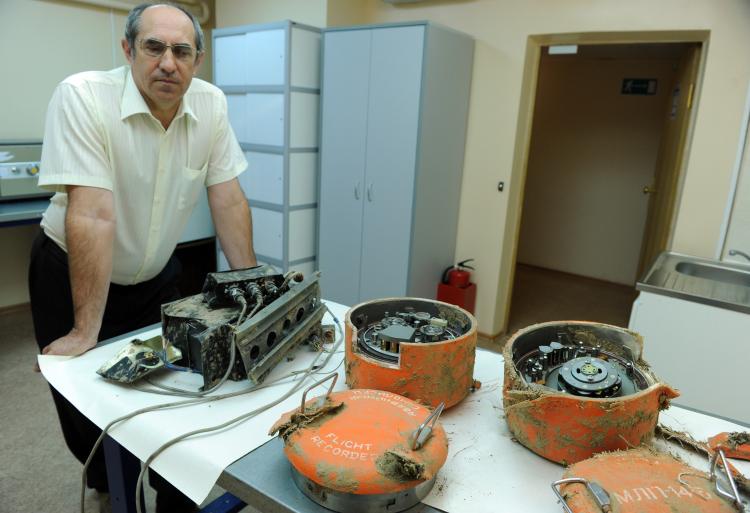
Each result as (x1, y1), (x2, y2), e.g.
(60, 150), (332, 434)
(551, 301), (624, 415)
(421, 351), (564, 513)
(39, 302), (350, 504)
(421, 351), (750, 513)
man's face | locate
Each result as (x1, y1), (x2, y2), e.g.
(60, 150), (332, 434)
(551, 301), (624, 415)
(122, 5), (203, 115)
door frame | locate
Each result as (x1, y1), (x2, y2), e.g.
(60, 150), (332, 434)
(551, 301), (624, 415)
(716, 87), (750, 259)
(494, 30), (709, 337)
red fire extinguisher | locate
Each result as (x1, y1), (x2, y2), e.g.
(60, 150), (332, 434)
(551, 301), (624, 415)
(437, 259), (477, 314)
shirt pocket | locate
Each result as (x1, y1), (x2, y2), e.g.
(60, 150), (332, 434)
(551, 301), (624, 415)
(177, 164), (208, 211)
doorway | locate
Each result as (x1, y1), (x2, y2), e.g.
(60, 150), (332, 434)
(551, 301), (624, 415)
(503, 38), (704, 339)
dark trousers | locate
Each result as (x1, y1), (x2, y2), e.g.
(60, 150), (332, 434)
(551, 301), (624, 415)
(28, 231), (193, 508)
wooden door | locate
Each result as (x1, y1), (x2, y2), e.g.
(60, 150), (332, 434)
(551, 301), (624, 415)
(637, 44), (702, 278)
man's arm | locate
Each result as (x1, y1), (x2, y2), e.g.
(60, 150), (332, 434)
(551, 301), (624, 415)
(42, 185), (115, 357)
(208, 178), (257, 269)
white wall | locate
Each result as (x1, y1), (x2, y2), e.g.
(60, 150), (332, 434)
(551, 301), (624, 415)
(218, 0), (750, 334)
(0, 0), (127, 140)
(0, 0), (127, 309)
(518, 52), (679, 285)
(362, 0), (750, 335)
(722, 112), (750, 263)
(0, 0), (213, 309)
(326, 0), (369, 27)
(5, 0), (750, 331)
(216, 0), (327, 28)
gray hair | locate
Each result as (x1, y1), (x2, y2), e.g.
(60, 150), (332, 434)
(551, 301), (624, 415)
(125, 2), (204, 57)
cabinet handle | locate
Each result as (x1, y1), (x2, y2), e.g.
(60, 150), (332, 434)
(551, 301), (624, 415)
(354, 182), (361, 200)
(367, 183), (374, 202)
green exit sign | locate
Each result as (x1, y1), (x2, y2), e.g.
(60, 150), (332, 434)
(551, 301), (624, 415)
(622, 79), (657, 95)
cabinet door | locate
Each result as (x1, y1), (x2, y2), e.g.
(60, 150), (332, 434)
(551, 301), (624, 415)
(318, 30), (372, 305)
(359, 26), (424, 301)
(214, 30), (285, 87)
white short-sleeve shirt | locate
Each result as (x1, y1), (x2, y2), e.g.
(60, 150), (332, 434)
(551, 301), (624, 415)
(39, 66), (247, 285)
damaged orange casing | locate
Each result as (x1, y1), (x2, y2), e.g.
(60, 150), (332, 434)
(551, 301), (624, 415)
(269, 388), (449, 495)
(708, 432), (750, 461)
(345, 298), (478, 409)
(559, 448), (739, 513)
(503, 321), (678, 465)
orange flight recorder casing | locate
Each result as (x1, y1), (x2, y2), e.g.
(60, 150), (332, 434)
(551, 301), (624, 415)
(269, 380), (449, 513)
(503, 320), (678, 465)
(345, 297), (478, 409)
(555, 448), (742, 513)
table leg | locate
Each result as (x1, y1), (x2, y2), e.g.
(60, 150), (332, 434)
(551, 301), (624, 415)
(102, 435), (246, 513)
(103, 435), (145, 513)
(200, 492), (246, 513)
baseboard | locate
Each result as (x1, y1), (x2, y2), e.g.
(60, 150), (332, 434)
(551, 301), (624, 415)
(478, 329), (506, 342)
(0, 302), (31, 316)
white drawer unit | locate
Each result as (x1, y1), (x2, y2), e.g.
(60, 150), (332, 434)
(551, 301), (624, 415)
(240, 152), (284, 205)
(214, 29), (286, 86)
(214, 21), (321, 273)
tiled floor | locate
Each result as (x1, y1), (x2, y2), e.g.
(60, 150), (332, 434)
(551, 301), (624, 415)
(479, 264), (638, 350)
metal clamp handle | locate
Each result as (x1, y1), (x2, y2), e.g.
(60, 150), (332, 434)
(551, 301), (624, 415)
(551, 478), (612, 513)
(410, 402), (445, 450)
(354, 182), (361, 200)
(367, 183), (374, 202)
(710, 449), (744, 511)
(299, 373), (338, 414)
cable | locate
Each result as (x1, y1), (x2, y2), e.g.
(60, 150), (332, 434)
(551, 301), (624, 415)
(134, 370), (314, 513)
(281, 271), (300, 289)
(143, 293), (263, 398)
(232, 295), (249, 330)
(81, 361), (305, 513)
(146, 335), (237, 398)
(80, 305), (344, 513)
(133, 307), (344, 513)
(311, 352), (345, 376)
(79, 397), (208, 513)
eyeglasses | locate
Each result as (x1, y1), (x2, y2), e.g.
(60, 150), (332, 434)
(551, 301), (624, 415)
(138, 38), (198, 62)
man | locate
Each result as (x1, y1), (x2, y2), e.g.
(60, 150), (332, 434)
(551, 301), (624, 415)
(29, 3), (256, 511)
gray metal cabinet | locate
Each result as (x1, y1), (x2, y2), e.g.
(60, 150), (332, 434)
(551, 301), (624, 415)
(318, 22), (474, 306)
(213, 21), (321, 275)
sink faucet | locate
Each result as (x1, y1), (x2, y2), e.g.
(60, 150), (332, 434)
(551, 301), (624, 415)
(728, 249), (750, 262)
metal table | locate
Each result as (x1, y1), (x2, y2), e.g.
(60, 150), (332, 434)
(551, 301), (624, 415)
(0, 198), (47, 226)
(219, 438), (444, 513)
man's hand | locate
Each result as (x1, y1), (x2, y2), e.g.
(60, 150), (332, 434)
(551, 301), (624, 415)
(32, 185), (116, 373)
(34, 328), (97, 372)
(208, 178), (257, 268)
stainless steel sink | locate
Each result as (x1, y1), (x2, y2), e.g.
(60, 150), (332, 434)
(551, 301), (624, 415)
(675, 261), (750, 287)
(637, 251), (750, 314)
